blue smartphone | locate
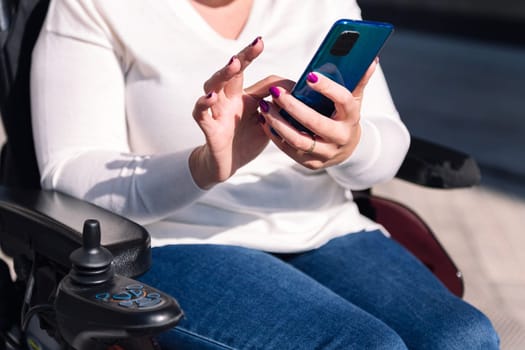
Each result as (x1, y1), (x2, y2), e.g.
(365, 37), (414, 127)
(280, 19), (394, 134)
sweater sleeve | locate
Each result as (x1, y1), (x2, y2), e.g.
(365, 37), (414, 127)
(30, 0), (206, 224)
(325, 65), (411, 190)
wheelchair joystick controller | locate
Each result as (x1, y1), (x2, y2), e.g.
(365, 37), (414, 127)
(68, 219), (115, 285)
(54, 219), (183, 350)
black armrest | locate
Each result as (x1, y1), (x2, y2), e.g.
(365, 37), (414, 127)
(0, 186), (151, 277)
(396, 136), (481, 188)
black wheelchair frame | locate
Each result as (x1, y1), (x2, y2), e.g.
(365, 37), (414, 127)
(0, 0), (481, 348)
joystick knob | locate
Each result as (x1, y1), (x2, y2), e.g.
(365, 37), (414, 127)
(69, 219), (114, 285)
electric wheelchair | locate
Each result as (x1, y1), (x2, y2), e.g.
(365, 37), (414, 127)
(0, 0), (482, 348)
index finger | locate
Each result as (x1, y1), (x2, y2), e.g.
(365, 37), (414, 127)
(303, 57), (378, 113)
(236, 36), (264, 71)
(203, 37), (264, 94)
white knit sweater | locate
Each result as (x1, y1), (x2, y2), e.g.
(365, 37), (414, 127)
(30, 0), (410, 252)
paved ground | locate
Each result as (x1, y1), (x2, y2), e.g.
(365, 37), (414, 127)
(1, 28), (524, 348)
(380, 29), (525, 182)
(376, 179), (525, 349)
(376, 29), (525, 349)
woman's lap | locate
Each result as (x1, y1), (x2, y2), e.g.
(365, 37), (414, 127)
(282, 231), (499, 349)
(138, 230), (499, 349)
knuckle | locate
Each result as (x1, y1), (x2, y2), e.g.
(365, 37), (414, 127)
(342, 93), (354, 106)
(332, 129), (350, 146)
(303, 160), (323, 170)
(203, 72), (221, 91)
(192, 107), (203, 121)
(300, 116), (324, 136)
(285, 134), (303, 150)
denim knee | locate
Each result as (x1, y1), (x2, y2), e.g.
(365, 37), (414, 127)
(156, 325), (408, 350)
(270, 319), (408, 350)
(354, 326), (407, 350)
(318, 312), (407, 350)
(446, 311), (499, 349)
(421, 307), (500, 350)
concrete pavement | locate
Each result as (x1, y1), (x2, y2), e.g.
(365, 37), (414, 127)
(377, 28), (525, 349)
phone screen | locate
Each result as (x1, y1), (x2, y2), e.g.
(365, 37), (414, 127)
(281, 19), (394, 134)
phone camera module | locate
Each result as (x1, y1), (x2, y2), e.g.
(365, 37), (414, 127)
(330, 31), (359, 56)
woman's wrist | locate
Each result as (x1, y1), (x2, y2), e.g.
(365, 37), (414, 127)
(189, 145), (217, 190)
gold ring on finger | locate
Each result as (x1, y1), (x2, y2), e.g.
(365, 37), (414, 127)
(305, 135), (316, 154)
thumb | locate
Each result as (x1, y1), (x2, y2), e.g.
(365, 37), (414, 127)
(352, 57), (379, 99)
(245, 75), (295, 100)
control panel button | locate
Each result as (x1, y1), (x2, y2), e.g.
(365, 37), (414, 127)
(118, 300), (136, 308)
(112, 292), (132, 300)
(95, 292), (110, 301)
(93, 285), (164, 310)
(136, 297), (162, 309)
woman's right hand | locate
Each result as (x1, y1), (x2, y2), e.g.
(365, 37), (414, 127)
(190, 37), (284, 189)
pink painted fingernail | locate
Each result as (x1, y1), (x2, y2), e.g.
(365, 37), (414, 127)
(228, 55), (237, 65)
(259, 100), (270, 113)
(269, 86), (280, 98)
(206, 92), (213, 99)
(307, 72), (318, 83)
(251, 36), (261, 46)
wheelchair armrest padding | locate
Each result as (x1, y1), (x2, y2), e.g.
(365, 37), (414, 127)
(0, 187), (151, 277)
(396, 137), (481, 188)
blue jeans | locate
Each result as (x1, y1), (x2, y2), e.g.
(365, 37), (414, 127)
(138, 230), (499, 349)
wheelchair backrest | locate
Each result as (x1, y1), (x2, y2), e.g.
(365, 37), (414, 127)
(0, 0), (49, 189)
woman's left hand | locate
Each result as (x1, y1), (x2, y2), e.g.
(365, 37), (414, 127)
(258, 58), (378, 170)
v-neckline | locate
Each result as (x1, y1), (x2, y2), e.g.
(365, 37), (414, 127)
(171, 0), (262, 47)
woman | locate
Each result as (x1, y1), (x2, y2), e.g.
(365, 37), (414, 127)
(30, 0), (499, 348)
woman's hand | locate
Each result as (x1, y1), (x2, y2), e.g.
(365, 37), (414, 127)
(190, 37), (283, 189)
(258, 58), (379, 170)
